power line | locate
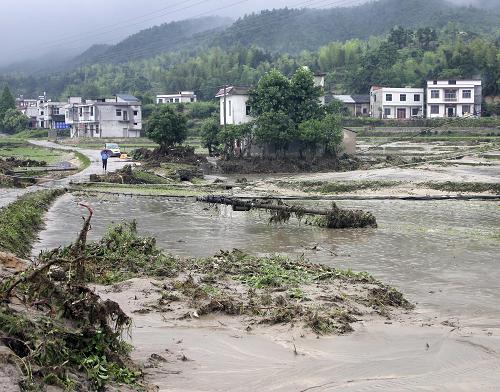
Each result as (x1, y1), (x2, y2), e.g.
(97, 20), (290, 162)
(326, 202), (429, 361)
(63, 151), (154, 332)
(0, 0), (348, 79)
(77, 0), (359, 66)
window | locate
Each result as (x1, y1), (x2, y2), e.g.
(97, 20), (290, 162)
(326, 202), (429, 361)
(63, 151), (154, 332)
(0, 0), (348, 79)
(41, 111), (44, 115)
(134, 122), (138, 126)
(228, 100), (232, 116)
(386, 94), (392, 102)
(363, 108), (368, 114)
(133, 110), (138, 116)
(462, 105), (471, 115)
(52, 108), (59, 115)
(448, 80), (457, 85)
(373, 95), (377, 102)
(444, 89), (457, 101)
(246, 105), (251, 116)
(123, 111), (128, 121)
(430, 105), (439, 114)
(431, 90), (440, 99)
(158, 99), (163, 103)
(462, 90), (471, 99)
(79, 108), (83, 116)
(384, 108), (391, 117)
(412, 108), (419, 116)
(116, 109), (122, 116)
(400, 94), (406, 102)
(433, 80), (437, 85)
(174, 98), (179, 103)
(414, 94), (420, 102)
(190, 98), (195, 102)
(90, 107), (94, 116)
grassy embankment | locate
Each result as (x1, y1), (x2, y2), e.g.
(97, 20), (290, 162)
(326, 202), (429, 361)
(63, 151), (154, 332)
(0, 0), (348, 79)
(274, 180), (500, 195)
(0, 189), (66, 257)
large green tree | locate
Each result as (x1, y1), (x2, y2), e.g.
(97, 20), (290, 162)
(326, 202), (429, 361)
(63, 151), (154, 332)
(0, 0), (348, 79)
(146, 106), (187, 149)
(289, 67), (322, 123)
(2, 109), (28, 134)
(0, 86), (16, 125)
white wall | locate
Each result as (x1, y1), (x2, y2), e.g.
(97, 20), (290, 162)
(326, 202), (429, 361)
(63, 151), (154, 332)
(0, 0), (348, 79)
(219, 94), (251, 125)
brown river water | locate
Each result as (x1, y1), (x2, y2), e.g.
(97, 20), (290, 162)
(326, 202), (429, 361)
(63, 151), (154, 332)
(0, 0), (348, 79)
(34, 193), (499, 326)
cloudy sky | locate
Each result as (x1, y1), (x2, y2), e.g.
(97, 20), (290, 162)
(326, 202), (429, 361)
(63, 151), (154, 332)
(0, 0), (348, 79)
(0, 0), (490, 66)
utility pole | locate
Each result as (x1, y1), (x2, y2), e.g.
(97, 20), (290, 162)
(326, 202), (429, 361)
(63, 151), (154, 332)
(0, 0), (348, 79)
(223, 84), (227, 132)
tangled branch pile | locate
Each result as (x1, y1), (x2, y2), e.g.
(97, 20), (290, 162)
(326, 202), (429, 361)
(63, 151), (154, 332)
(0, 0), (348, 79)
(0, 207), (141, 391)
(197, 196), (377, 229)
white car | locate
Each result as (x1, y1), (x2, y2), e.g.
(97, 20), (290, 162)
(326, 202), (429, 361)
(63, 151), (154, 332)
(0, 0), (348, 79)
(105, 143), (121, 157)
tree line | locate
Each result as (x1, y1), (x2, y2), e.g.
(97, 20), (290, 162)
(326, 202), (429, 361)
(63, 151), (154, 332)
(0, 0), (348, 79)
(1, 25), (500, 114)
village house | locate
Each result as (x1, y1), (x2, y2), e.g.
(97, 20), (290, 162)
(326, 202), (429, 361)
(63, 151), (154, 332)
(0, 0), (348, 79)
(156, 91), (197, 104)
(215, 74), (357, 156)
(37, 96), (68, 130)
(370, 86), (424, 119)
(15, 96), (38, 128)
(327, 94), (370, 117)
(426, 80), (482, 118)
(65, 94), (142, 138)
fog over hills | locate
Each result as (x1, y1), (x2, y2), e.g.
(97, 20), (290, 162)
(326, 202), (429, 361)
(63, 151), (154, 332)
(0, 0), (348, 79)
(1, 0), (498, 68)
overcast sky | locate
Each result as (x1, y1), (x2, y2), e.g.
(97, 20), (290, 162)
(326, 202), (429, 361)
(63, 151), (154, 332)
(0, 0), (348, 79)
(0, 0), (491, 66)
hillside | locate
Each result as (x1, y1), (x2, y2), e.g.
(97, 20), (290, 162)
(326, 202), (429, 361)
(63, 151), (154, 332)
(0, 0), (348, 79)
(71, 16), (233, 66)
(70, 0), (500, 65)
(213, 0), (500, 54)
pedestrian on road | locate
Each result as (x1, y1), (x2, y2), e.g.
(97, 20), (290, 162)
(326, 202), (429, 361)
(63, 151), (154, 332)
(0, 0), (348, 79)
(100, 149), (110, 171)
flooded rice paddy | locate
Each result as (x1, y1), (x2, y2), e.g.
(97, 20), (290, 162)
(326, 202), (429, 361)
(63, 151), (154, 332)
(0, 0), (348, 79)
(34, 194), (500, 325)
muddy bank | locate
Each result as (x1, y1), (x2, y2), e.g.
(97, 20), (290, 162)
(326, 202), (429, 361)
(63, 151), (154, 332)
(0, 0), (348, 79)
(217, 156), (361, 174)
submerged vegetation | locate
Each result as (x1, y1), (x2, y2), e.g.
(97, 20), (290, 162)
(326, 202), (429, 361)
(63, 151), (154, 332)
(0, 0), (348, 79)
(0, 189), (65, 257)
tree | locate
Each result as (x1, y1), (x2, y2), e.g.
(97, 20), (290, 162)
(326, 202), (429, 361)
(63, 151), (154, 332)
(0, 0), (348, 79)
(0, 86), (16, 125)
(200, 116), (220, 156)
(289, 67), (322, 123)
(248, 69), (291, 116)
(254, 111), (296, 157)
(146, 106), (187, 149)
(2, 109), (28, 134)
(325, 99), (349, 116)
(298, 114), (343, 157)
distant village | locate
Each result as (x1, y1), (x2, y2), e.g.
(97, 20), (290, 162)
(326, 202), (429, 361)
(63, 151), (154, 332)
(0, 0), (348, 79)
(16, 76), (483, 139)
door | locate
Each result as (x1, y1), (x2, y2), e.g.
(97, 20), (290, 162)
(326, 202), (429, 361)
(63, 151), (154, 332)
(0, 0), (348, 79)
(447, 107), (455, 117)
(397, 108), (406, 119)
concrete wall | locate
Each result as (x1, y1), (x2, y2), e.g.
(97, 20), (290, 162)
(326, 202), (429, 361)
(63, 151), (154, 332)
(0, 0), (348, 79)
(219, 94), (251, 125)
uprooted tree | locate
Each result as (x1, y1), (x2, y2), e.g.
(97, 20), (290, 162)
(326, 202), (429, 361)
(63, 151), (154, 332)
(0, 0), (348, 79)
(196, 196), (377, 229)
(0, 204), (141, 391)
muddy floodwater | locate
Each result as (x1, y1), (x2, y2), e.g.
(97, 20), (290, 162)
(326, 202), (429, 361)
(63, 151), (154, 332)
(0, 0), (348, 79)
(34, 194), (499, 325)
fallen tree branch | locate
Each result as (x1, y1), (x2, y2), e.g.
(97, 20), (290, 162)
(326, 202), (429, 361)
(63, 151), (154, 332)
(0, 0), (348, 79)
(196, 195), (377, 229)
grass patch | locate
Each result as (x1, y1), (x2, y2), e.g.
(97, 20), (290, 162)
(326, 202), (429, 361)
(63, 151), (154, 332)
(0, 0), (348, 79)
(276, 180), (400, 194)
(74, 151), (91, 170)
(0, 143), (67, 164)
(0, 189), (65, 257)
(423, 181), (500, 194)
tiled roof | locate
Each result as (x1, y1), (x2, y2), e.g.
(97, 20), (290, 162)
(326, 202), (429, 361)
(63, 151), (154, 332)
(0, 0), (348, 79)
(215, 86), (250, 98)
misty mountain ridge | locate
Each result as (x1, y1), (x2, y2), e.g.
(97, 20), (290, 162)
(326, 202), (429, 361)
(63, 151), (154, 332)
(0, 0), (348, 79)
(2, 0), (499, 74)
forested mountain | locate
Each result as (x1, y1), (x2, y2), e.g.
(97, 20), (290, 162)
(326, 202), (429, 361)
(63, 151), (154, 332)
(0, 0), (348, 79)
(213, 0), (500, 54)
(1, 0), (499, 104)
(70, 16), (233, 66)
(63, 0), (500, 66)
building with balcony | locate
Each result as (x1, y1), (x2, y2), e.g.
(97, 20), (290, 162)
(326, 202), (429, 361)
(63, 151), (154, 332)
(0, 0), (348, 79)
(65, 94), (142, 138)
(426, 80), (482, 118)
(156, 91), (197, 104)
(370, 86), (425, 119)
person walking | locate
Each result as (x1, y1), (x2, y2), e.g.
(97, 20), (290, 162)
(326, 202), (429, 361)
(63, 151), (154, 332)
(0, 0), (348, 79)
(100, 149), (110, 171)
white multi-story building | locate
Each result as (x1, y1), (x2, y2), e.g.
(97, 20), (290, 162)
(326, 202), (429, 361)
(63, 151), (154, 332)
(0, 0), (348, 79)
(65, 94), (142, 138)
(426, 80), (482, 118)
(370, 86), (425, 119)
(156, 91), (197, 104)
